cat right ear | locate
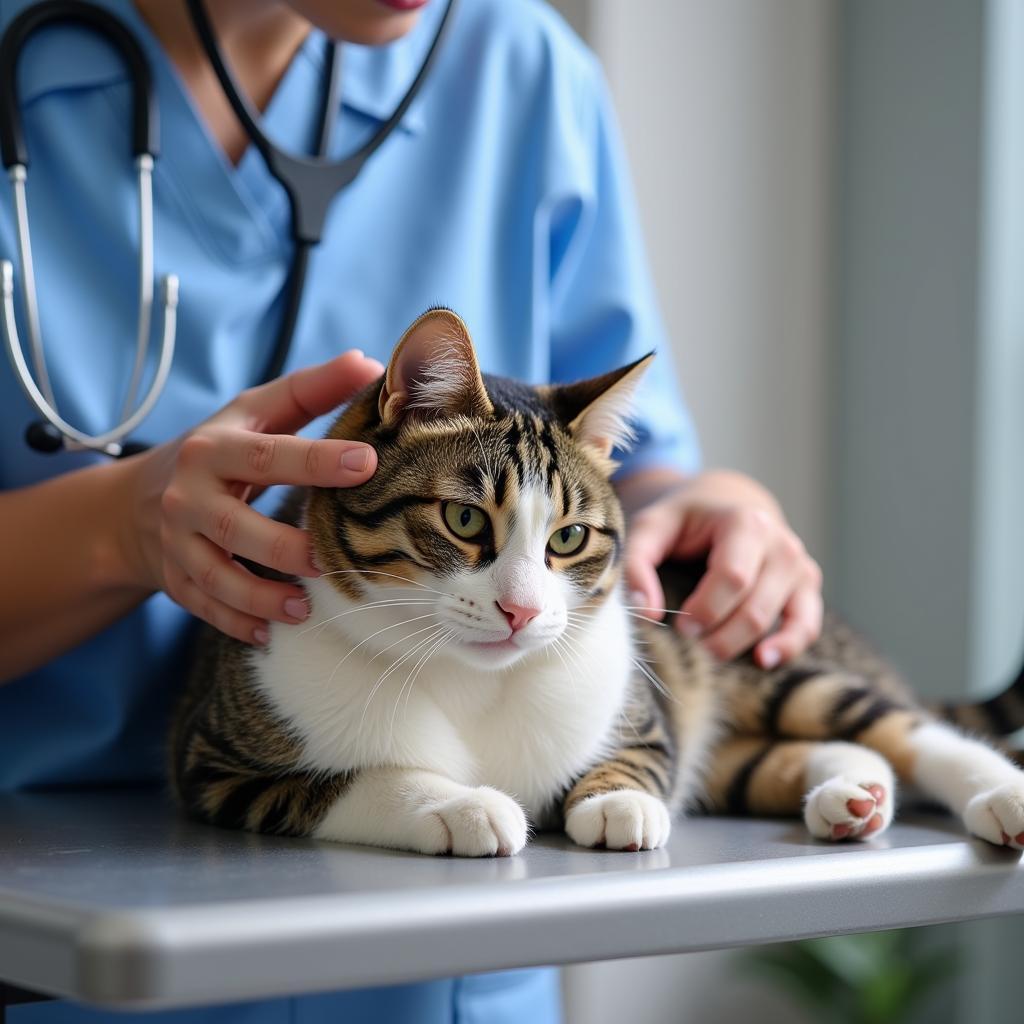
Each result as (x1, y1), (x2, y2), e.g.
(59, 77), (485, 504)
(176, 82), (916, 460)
(378, 308), (494, 427)
(548, 353), (655, 464)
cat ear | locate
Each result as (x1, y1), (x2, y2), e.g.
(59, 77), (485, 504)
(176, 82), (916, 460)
(378, 308), (494, 427)
(549, 353), (655, 462)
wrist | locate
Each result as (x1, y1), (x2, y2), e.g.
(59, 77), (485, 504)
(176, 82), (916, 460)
(680, 469), (785, 520)
(614, 466), (692, 514)
(90, 455), (156, 594)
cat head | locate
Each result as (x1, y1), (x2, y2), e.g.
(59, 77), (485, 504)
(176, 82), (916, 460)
(306, 308), (652, 670)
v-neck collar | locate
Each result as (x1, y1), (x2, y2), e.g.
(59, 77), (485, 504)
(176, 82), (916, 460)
(12, 0), (445, 262)
(15, 0), (440, 134)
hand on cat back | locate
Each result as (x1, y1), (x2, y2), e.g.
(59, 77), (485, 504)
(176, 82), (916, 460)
(118, 350), (383, 645)
(623, 469), (823, 669)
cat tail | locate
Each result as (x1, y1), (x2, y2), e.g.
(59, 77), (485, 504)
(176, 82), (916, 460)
(931, 652), (1024, 736)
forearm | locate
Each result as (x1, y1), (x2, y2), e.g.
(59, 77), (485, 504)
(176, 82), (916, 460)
(614, 466), (691, 514)
(0, 460), (150, 683)
(615, 466), (784, 520)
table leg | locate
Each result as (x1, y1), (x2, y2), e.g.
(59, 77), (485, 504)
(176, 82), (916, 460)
(0, 983), (52, 1022)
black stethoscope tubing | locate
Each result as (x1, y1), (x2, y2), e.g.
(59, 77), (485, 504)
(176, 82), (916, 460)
(0, 0), (457, 457)
(185, 0), (457, 382)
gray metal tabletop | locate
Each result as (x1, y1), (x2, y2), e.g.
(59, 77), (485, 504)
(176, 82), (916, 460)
(1, 790), (1022, 1010)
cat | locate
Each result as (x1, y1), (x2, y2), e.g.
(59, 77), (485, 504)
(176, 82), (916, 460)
(171, 307), (1024, 855)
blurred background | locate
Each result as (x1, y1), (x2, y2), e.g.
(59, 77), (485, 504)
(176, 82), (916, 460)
(547, 0), (1024, 1021)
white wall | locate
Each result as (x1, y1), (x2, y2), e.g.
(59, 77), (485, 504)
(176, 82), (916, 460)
(589, 0), (836, 560)
(549, 2), (837, 1022)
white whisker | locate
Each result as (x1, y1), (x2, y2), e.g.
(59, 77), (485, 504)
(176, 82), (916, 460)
(404, 628), (455, 717)
(317, 567), (455, 599)
(550, 635), (581, 697)
(622, 606), (694, 618)
(324, 613), (439, 687)
(624, 611), (669, 629)
(391, 628), (455, 737)
(358, 625), (448, 732)
(630, 655), (678, 704)
(298, 598), (436, 637)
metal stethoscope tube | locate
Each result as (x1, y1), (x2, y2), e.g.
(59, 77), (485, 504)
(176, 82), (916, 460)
(0, 0), (456, 458)
(1, 158), (179, 458)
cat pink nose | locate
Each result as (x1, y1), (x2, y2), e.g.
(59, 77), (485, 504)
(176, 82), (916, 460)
(496, 599), (541, 631)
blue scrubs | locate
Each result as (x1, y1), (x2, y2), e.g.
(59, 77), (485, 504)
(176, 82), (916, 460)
(0, 0), (700, 1019)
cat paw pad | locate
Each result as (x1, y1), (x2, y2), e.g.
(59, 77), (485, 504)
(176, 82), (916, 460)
(964, 783), (1024, 849)
(565, 790), (671, 851)
(423, 787), (528, 857)
(804, 778), (892, 841)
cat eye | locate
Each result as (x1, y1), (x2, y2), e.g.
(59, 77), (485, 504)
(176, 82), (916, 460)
(443, 501), (490, 541)
(548, 524), (588, 556)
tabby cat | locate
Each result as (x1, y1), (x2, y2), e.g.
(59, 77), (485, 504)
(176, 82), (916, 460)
(171, 308), (1024, 855)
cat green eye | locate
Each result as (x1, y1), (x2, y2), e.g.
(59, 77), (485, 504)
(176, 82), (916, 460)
(548, 524), (588, 557)
(443, 502), (490, 541)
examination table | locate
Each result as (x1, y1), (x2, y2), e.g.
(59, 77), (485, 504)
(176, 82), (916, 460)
(2, 790), (1023, 1015)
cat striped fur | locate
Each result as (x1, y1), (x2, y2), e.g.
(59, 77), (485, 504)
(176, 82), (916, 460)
(171, 308), (1024, 854)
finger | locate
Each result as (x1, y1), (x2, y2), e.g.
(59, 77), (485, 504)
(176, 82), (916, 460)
(624, 566), (667, 621)
(229, 350), (385, 434)
(623, 547), (668, 621)
(176, 533), (311, 624)
(700, 555), (800, 661)
(623, 508), (678, 619)
(164, 562), (268, 646)
(186, 427), (376, 488)
(192, 494), (321, 578)
(680, 517), (768, 635)
(756, 584), (824, 668)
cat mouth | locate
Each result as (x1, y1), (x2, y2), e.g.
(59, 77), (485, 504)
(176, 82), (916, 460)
(463, 638), (518, 653)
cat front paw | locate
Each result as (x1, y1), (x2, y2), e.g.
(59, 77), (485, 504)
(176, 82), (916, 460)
(804, 778), (892, 841)
(418, 786), (528, 857)
(565, 790), (671, 851)
(964, 783), (1024, 848)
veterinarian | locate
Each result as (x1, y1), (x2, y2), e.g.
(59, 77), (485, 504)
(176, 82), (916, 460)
(0, 0), (823, 1021)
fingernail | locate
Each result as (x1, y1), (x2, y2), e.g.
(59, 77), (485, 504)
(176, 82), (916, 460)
(341, 447), (370, 472)
(628, 590), (648, 609)
(679, 618), (702, 638)
(284, 597), (309, 621)
(760, 648), (781, 669)
(253, 627), (270, 646)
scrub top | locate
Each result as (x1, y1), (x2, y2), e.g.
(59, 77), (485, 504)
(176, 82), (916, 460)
(0, 0), (700, 1020)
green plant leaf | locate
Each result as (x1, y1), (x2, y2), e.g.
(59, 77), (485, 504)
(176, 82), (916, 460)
(742, 942), (854, 1009)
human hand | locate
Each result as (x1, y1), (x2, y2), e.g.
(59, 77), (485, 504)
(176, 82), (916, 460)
(119, 350), (383, 645)
(623, 470), (823, 668)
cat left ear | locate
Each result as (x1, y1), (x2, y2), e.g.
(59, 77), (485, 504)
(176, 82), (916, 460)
(378, 308), (494, 427)
(548, 353), (655, 462)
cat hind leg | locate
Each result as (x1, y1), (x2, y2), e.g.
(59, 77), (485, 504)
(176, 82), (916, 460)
(827, 710), (1024, 848)
(908, 721), (1024, 848)
(705, 737), (896, 842)
(802, 742), (895, 841)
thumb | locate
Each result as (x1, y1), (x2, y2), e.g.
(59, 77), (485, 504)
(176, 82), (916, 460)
(222, 350), (385, 434)
(623, 505), (678, 620)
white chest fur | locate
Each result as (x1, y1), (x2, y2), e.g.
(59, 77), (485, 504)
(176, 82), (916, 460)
(252, 581), (633, 818)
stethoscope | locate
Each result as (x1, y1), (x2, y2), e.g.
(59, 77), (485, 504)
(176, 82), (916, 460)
(0, 0), (456, 458)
